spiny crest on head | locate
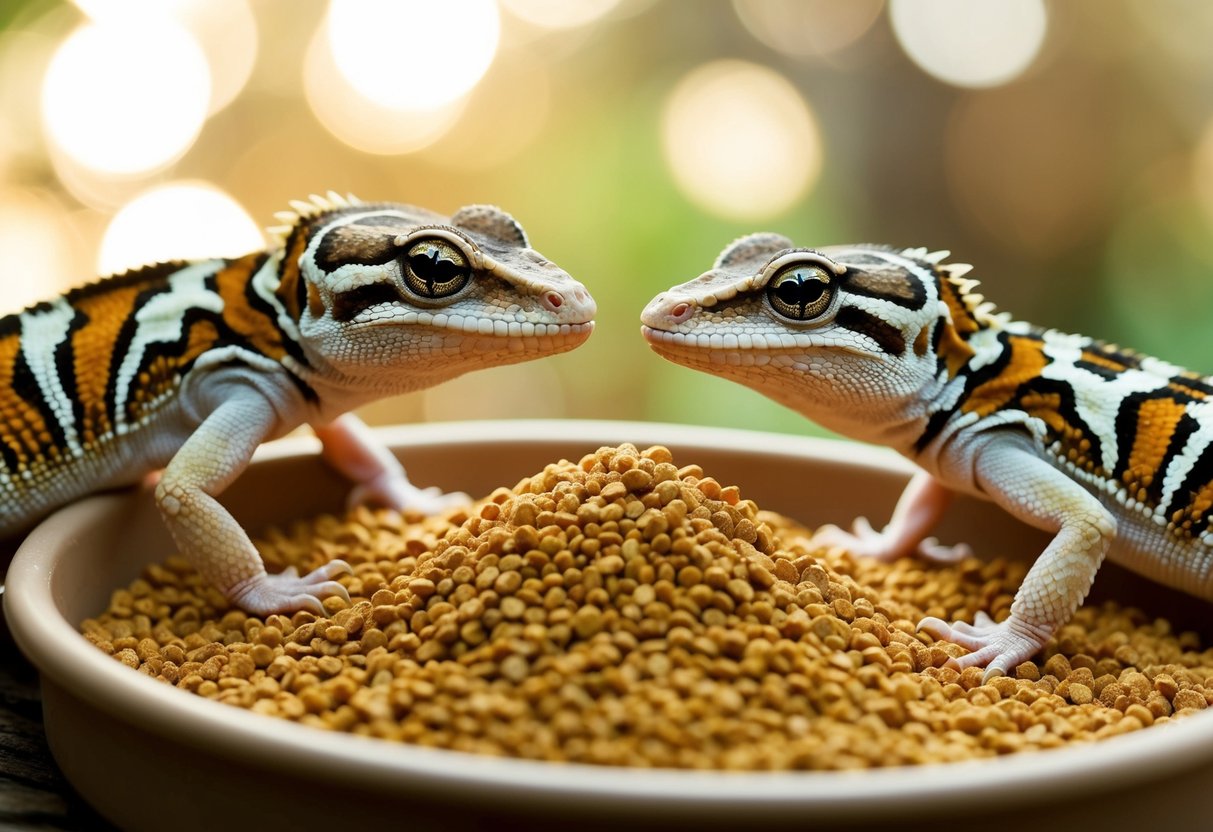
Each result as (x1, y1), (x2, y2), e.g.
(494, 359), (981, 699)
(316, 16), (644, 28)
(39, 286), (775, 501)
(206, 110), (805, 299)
(266, 190), (363, 248)
(899, 246), (950, 265)
(930, 255), (1003, 325)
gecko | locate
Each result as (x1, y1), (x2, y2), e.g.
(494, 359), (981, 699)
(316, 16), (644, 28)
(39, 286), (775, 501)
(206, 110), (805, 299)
(641, 233), (1213, 677)
(0, 192), (595, 615)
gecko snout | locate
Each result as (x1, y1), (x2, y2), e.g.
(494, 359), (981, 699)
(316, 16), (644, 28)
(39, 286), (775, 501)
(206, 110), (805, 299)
(639, 293), (695, 330)
(541, 285), (597, 322)
(657, 296), (695, 324)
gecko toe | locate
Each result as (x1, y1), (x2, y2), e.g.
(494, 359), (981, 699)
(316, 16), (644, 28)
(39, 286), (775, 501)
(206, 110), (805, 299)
(916, 538), (973, 563)
(920, 613), (1050, 676)
(229, 562), (352, 615)
(810, 519), (899, 562)
(944, 618), (999, 638)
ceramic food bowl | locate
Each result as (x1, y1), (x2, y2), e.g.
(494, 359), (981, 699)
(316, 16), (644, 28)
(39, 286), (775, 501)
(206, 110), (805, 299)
(6, 420), (1213, 831)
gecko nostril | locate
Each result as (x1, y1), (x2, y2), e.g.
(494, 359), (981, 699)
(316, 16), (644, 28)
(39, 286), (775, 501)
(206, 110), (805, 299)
(544, 291), (564, 310)
(671, 302), (690, 320)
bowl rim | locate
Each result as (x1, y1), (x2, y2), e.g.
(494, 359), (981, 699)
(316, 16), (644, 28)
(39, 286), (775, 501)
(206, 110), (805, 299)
(7, 418), (1213, 817)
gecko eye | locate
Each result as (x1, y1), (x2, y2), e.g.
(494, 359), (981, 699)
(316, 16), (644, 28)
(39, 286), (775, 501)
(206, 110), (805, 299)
(402, 238), (471, 299)
(766, 264), (835, 322)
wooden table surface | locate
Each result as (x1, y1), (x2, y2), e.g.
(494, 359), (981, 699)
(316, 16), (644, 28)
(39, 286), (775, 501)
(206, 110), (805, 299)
(1, 612), (115, 830)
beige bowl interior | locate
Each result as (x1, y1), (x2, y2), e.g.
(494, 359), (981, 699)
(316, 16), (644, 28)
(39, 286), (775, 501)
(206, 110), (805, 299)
(7, 419), (1213, 832)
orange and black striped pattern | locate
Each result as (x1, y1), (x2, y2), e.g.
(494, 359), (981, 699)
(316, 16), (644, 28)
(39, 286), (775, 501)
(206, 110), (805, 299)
(917, 265), (1213, 544)
(0, 250), (309, 532)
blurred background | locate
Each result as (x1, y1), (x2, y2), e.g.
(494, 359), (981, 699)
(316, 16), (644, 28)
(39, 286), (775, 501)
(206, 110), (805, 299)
(1, 0), (1212, 439)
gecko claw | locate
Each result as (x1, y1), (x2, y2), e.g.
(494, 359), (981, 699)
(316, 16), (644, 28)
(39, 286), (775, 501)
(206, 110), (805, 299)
(917, 537), (973, 563)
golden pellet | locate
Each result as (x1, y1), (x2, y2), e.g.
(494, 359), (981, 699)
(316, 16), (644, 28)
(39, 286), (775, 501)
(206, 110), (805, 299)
(83, 444), (1213, 771)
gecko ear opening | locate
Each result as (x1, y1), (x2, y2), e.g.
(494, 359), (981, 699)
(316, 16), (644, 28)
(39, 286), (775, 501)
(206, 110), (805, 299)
(450, 205), (529, 249)
(714, 232), (795, 271)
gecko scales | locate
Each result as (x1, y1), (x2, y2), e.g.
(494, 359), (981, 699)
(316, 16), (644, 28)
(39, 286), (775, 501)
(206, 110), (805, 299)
(642, 235), (1213, 677)
(0, 192), (595, 615)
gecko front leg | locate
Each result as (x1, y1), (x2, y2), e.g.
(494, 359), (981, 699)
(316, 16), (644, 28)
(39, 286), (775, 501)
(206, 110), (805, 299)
(919, 432), (1116, 679)
(811, 470), (973, 562)
(156, 391), (351, 615)
(313, 413), (470, 514)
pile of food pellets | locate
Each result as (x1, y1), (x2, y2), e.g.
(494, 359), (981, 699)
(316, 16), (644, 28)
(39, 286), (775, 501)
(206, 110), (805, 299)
(82, 444), (1213, 770)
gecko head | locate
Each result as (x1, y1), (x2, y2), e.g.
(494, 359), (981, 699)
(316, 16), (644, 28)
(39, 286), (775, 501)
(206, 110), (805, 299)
(641, 234), (984, 438)
(275, 195), (596, 392)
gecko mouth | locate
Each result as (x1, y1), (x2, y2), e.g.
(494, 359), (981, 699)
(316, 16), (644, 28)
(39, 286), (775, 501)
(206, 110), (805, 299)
(642, 325), (732, 368)
(641, 325), (790, 351)
(458, 319), (595, 353)
(358, 309), (594, 339)
(641, 324), (812, 368)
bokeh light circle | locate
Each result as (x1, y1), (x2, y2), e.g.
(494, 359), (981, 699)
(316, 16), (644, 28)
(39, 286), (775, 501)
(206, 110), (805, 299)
(69, 0), (257, 116)
(326, 0), (500, 111)
(98, 182), (263, 276)
(733, 0), (883, 59)
(661, 60), (821, 221)
(41, 20), (210, 175)
(304, 16), (466, 156)
(889, 0), (1047, 89)
(501, 0), (623, 30)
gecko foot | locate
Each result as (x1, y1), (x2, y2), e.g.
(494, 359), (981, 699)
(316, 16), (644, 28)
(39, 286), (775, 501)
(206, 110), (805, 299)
(811, 518), (973, 563)
(347, 473), (470, 515)
(229, 560), (353, 616)
(918, 611), (1052, 680)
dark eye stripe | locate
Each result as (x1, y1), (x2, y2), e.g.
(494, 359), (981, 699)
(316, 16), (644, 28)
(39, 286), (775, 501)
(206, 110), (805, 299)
(835, 306), (905, 356)
(313, 225), (399, 273)
(842, 267), (927, 310)
(332, 282), (399, 322)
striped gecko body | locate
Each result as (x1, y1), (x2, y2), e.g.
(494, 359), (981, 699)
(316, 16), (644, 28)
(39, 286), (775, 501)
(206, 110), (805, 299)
(1, 193), (595, 614)
(642, 234), (1211, 677)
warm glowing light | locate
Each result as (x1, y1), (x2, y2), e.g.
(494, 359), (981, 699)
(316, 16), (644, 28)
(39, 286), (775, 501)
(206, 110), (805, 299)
(326, 0), (500, 111)
(0, 189), (78, 314)
(733, 0), (883, 58)
(69, 0), (257, 115)
(501, 0), (622, 29)
(97, 183), (262, 276)
(42, 20), (210, 175)
(419, 55), (550, 170)
(170, 0), (258, 115)
(889, 0), (1047, 89)
(304, 17), (465, 155)
(661, 61), (821, 221)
